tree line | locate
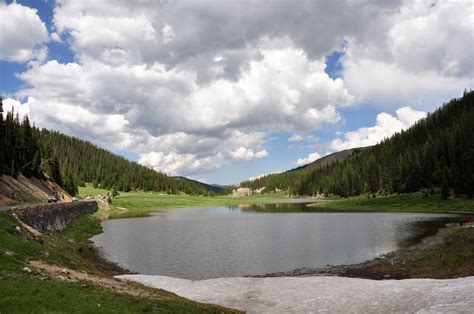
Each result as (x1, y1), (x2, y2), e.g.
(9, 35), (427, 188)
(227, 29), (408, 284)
(0, 98), (210, 197)
(241, 90), (474, 199)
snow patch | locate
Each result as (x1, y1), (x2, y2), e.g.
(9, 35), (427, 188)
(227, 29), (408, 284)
(116, 275), (474, 313)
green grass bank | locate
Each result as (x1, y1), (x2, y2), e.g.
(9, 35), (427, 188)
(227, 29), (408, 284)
(0, 212), (236, 313)
(79, 184), (292, 219)
(309, 192), (474, 214)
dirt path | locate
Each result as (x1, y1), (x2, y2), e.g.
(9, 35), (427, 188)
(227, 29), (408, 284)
(116, 207), (129, 215)
(30, 260), (189, 299)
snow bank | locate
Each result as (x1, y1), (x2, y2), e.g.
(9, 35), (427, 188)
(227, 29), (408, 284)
(116, 274), (474, 313)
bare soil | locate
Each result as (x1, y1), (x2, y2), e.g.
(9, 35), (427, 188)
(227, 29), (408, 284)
(31, 261), (190, 299)
(0, 174), (70, 205)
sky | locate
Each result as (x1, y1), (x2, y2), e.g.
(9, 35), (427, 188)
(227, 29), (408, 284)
(0, 0), (472, 185)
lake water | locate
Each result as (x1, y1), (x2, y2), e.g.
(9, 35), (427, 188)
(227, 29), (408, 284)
(92, 203), (454, 280)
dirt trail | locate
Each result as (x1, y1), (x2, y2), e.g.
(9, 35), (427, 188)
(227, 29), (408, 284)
(30, 261), (182, 299)
(116, 207), (129, 214)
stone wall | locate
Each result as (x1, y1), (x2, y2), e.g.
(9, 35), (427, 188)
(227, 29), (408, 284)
(12, 201), (98, 232)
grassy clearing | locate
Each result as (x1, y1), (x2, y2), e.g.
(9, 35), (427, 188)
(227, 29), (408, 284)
(309, 192), (474, 213)
(0, 212), (234, 313)
(78, 183), (118, 198)
(0, 275), (226, 313)
(102, 191), (290, 219)
(340, 224), (474, 279)
(79, 184), (292, 219)
(399, 226), (474, 278)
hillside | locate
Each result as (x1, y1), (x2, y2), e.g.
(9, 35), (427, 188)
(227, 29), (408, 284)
(174, 176), (226, 193)
(242, 91), (474, 198)
(288, 147), (367, 172)
(0, 98), (211, 198)
(38, 130), (211, 195)
(0, 174), (70, 206)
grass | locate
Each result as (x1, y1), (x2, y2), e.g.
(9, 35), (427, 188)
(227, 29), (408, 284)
(399, 226), (474, 278)
(309, 192), (474, 213)
(78, 183), (118, 198)
(103, 191), (290, 219)
(81, 184), (474, 218)
(0, 276), (226, 313)
(0, 212), (234, 313)
(342, 225), (474, 279)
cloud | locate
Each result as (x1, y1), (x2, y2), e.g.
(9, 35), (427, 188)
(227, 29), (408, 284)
(341, 1), (473, 107)
(8, 0), (472, 177)
(50, 32), (62, 43)
(2, 97), (33, 118)
(138, 151), (225, 176)
(16, 42), (350, 175)
(288, 134), (304, 142)
(247, 171), (283, 182)
(295, 152), (321, 166)
(231, 147), (268, 161)
(0, 2), (49, 62)
(3, 97), (130, 149)
(329, 106), (426, 151)
(52, 1), (399, 70)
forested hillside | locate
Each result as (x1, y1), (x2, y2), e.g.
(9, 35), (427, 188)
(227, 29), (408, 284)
(0, 98), (209, 197)
(242, 91), (474, 198)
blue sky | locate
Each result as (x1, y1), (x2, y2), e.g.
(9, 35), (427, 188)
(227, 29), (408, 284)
(1, 0), (471, 185)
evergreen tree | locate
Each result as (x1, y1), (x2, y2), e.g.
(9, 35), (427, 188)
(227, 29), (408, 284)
(0, 98), (4, 173)
(62, 165), (78, 196)
(241, 91), (474, 198)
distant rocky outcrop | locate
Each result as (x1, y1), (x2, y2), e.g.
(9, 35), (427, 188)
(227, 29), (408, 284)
(232, 187), (252, 197)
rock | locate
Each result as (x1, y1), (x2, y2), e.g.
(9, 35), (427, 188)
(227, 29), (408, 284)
(22, 266), (32, 273)
(4, 250), (14, 256)
(383, 274), (390, 278)
(61, 268), (69, 274)
(15, 226), (21, 233)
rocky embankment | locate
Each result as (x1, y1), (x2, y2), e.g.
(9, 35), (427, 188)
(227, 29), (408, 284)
(12, 201), (98, 232)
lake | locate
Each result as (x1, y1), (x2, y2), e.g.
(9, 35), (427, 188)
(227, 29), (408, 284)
(92, 203), (454, 280)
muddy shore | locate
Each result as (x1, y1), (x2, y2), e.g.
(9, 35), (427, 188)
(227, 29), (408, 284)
(251, 222), (474, 280)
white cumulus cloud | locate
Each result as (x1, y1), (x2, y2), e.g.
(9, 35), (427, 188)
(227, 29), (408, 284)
(0, 2), (49, 62)
(342, 0), (473, 107)
(231, 147), (268, 161)
(5, 0), (472, 178)
(329, 106), (426, 151)
(295, 152), (321, 166)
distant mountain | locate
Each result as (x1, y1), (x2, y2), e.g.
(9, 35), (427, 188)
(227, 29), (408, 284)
(240, 148), (364, 192)
(288, 147), (369, 172)
(174, 176), (226, 193)
(241, 91), (474, 198)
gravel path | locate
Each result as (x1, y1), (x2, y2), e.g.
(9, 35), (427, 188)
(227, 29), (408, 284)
(117, 275), (474, 313)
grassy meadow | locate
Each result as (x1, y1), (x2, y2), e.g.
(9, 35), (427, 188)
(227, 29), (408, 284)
(309, 192), (474, 214)
(79, 183), (292, 219)
(79, 183), (474, 219)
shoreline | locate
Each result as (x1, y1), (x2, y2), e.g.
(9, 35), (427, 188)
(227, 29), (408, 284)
(90, 207), (472, 281)
(252, 221), (472, 280)
(110, 220), (474, 312)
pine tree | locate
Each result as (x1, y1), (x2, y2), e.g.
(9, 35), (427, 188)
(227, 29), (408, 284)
(48, 154), (62, 186)
(30, 151), (41, 177)
(62, 165), (78, 196)
(0, 98), (4, 173)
